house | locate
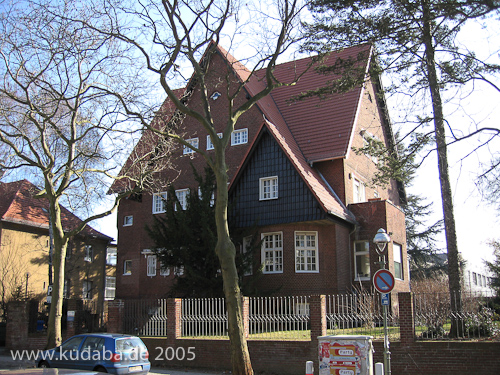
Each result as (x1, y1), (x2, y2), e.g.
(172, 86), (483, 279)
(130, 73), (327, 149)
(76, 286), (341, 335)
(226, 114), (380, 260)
(0, 179), (115, 323)
(114, 43), (410, 298)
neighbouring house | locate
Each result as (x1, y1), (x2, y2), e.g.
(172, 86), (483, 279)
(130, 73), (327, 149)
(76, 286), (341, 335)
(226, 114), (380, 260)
(113, 43), (410, 299)
(0, 179), (115, 325)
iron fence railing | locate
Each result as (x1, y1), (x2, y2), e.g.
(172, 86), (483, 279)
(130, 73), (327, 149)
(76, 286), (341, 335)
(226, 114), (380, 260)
(181, 298), (227, 338)
(122, 299), (168, 336)
(327, 293), (400, 340)
(248, 296), (310, 340)
(414, 290), (497, 340)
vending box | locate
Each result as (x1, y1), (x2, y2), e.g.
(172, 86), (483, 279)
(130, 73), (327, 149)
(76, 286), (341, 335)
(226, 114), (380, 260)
(318, 335), (374, 375)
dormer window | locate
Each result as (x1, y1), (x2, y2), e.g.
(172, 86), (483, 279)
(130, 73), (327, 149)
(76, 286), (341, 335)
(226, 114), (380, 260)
(210, 91), (221, 100)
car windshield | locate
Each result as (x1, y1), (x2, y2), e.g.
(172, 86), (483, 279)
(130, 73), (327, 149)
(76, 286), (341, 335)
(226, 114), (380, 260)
(116, 337), (146, 352)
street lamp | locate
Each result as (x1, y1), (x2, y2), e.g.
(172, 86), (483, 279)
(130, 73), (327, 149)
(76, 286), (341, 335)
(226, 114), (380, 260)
(373, 228), (391, 375)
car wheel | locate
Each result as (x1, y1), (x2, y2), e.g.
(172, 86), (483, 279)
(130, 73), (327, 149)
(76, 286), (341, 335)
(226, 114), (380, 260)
(94, 366), (108, 373)
(38, 361), (50, 368)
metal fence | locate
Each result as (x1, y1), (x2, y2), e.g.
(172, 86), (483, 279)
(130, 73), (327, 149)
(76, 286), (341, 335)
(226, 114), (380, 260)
(122, 299), (168, 336)
(248, 296), (310, 340)
(327, 293), (400, 340)
(181, 298), (228, 338)
(414, 291), (498, 340)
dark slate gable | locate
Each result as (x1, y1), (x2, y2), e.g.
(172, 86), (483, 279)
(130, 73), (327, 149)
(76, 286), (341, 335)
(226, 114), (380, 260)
(230, 131), (326, 227)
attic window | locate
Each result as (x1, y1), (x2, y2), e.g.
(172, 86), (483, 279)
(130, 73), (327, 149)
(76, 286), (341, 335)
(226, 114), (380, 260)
(210, 91), (221, 101)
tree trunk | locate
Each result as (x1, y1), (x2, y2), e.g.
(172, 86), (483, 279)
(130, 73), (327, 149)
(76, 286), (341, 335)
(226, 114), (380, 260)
(213, 149), (253, 375)
(46, 198), (68, 349)
(421, 0), (463, 337)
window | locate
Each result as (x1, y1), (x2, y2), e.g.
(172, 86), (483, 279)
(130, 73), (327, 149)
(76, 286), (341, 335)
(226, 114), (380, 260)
(84, 245), (93, 262)
(473, 272), (477, 285)
(106, 247), (117, 266)
(175, 189), (189, 210)
(183, 138), (199, 154)
(64, 279), (70, 299)
(123, 215), (133, 226)
(259, 176), (278, 200)
(393, 243), (403, 280)
(295, 232), (318, 272)
(123, 260), (132, 275)
(207, 133), (222, 150)
(353, 178), (366, 203)
(261, 232), (283, 274)
(105, 277), (116, 300)
(231, 128), (248, 145)
(147, 255), (157, 277)
(241, 236), (253, 276)
(82, 280), (93, 300)
(354, 241), (370, 280)
(174, 266), (184, 276)
(66, 241), (73, 259)
(160, 264), (170, 276)
(152, 192), (167, 214)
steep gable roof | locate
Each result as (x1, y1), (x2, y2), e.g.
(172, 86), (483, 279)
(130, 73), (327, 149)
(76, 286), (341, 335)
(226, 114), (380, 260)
(260, 44), (372, 163)
(0, 180), (112, 241)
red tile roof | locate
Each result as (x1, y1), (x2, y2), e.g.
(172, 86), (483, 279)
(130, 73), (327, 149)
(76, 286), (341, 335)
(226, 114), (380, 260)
(0, 180), (112, 240)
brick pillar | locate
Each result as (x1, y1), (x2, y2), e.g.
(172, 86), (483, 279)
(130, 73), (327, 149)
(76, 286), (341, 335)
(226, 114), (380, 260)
(242, 297), (249, 339)
(398, 292), (415, 344)
(310, 295), (327, 340)
(107, 299), (124, 333)
(6, 301), (28, 350)
(167, 298), (182, 345)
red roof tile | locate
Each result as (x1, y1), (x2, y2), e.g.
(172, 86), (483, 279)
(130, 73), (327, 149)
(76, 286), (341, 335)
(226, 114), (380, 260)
(262, 44), (372, 162)
(0, 180), (112, 240)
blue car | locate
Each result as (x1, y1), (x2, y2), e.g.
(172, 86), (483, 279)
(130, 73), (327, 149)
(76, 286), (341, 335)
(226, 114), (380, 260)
(37, 333), (151, 374)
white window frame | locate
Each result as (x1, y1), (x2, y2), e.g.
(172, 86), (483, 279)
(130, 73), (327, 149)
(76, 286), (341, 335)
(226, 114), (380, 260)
(207, 133), (222, 150)
(353, 178), (366, 203)
(84, 245), (93, 262)
(123, 215), (133, 226)
(175, 188), (189, 211)
(183, 138), (199, 154)
(105, 277), (116, 300)
(393, 243), (403, 280)
(354, 241), (371, 280)
(152, 192), (168, 214)
(106, 247), (117, 266)
(147, 255), (157, 277)
(123, 260), (132, 275)
(259, 176), (278, 200)
(295, 231), (319, 273)
(261, 232), (283, 274)
(160, 265), (170, 276)
(231, 128), (248, 146)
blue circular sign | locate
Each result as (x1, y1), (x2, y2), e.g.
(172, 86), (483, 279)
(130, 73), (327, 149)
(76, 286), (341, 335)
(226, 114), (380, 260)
(373, 269), (395, 293)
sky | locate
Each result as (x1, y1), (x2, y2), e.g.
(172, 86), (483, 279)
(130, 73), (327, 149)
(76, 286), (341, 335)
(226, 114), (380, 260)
(92, 8), (500, 273)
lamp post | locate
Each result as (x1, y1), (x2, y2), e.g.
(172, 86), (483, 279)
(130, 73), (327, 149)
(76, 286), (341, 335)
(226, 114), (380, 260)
(373, 228), (391, 375)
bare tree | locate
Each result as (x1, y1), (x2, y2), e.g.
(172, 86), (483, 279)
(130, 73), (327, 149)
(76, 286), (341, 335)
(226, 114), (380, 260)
(0, 1), (173, 348)
(56, 0), (308, 373)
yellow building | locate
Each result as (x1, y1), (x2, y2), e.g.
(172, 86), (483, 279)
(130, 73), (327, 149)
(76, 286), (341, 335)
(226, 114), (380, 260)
(0, 180), (115, 327)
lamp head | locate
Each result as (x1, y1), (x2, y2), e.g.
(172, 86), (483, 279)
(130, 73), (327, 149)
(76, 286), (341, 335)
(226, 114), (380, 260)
(373, 228), (391, 255)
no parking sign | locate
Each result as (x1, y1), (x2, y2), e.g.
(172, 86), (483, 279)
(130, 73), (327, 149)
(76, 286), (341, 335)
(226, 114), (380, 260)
(373, 269), (395, 294)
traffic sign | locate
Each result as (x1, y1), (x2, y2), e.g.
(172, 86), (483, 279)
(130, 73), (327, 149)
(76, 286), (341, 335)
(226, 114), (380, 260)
(373, 269), (395, 293)
(381, 293), (390, 306)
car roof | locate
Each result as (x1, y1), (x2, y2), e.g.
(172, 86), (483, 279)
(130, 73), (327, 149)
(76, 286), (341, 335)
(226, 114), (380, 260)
(72, 333), (140, 339)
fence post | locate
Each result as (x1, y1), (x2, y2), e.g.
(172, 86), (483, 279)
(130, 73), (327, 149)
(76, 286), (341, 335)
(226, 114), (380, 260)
(242, 297), (249, 339)
(107, 299), (124, 333)
(5, 300), (28, 350)
(398, 292), (415, 344)
(310, 294), (327, 339)
(167, 298), (182, 345)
